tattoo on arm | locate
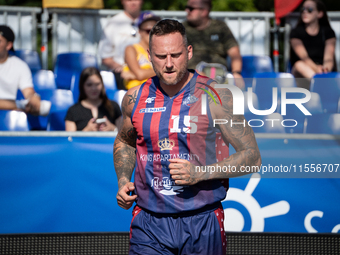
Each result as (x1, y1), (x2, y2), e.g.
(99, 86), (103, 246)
(128, 90), (137, 105)
(114, 128), (137, 189)
(209, 86), (261, 178)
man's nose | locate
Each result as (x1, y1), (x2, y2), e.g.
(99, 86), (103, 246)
(165, 55), (173, 68)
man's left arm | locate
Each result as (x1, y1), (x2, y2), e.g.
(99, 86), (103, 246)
(169, 86), (261, 185)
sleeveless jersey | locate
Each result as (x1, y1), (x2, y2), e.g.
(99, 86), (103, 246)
(131, 70), (229, 213)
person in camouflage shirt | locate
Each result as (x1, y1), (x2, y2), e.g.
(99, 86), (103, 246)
(183, 0), (245, 89)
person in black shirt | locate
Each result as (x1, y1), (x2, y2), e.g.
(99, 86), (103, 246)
(290, 0), (336, 87)
(65, 67), (122, 131)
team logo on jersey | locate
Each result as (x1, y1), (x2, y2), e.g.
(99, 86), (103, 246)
(145, 97), (156, 103)
(140, 107), (166, 113)
(182, 95), (199, 107)
(158, 138), (175, 151)
(151, 177), (184, 195)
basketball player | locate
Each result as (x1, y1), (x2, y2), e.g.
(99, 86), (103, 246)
(113, 19), (261, 255)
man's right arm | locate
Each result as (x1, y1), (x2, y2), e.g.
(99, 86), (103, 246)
(113, 86), (139, 209)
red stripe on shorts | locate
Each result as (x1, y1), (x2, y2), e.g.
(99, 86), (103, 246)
(214, 205), (227, 254)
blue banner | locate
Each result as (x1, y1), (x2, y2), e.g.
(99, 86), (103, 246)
(0, 135), (339, 234)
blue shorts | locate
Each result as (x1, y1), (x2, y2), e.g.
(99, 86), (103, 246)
(129, 202), (226, 255)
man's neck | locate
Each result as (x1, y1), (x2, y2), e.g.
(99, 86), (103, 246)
(195, 18), (211, 31)
(124, 10), (139, 21)
(0, 52), (9, 64)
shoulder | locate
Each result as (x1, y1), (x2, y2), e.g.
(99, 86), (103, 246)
(109, 11), (127, 22)
(290, 26), (305, 38)
(210, 19), (228, 30)
(323, 26), (336, 39)
(67, 102), (82, 112)
(121, 85), (142, 117)
(6, 55), (32, 75)
(7, 55), (29, 68)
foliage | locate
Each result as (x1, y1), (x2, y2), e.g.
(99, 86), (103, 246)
(1, 0), (340, 11)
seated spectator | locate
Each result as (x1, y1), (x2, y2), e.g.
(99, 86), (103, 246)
(98, 0), (143, 90)
(121, 11), (160, 90)
(65, 67), (122, 131)
(0, 25), (50, 116)
(183, 0), (245, 90)
(290, 0), (336, 87)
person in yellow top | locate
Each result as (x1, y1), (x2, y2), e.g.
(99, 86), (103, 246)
(122, 11), (161, 90)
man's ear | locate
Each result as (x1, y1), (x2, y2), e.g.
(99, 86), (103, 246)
(147, 48), (151, 62)
(187, 45), (193, 60)
(5, 41), (13, 52)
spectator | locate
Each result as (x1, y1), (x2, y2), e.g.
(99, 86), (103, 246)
(98, 0), (143, 90)
(65, 67), (122, 131)
(121, 11), (160, 90)
(290, 0), (336, 88)
(0, 25), (50, 116)
(183, 0), (245, 89)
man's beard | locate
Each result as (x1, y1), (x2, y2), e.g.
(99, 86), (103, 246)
(158, 68), (187, 86)
(153, 59), (188, 86)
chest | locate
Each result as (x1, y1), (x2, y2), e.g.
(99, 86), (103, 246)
(132, 91), (212, 144)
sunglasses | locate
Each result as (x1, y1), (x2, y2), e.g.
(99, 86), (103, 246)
(141, 28), (152, 34)
(301, 7), (315, 13)
(185, 5), (203, 12)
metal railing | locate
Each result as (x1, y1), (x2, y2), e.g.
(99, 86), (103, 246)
(2, 5), (340, 73)
(0, 6), (41, 51)
(48, 9), (274, 69)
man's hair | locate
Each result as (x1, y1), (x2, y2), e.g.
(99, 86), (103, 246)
(149, 19), (188, 51)
(201, 0), (212, 11)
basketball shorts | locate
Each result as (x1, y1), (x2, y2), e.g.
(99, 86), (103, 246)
(129, 202), (226, 255)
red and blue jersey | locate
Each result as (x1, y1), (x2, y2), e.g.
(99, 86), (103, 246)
(131, 70), (228, 213)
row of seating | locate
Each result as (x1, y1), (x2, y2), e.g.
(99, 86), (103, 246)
(251, 72), (340, 114)
(1, 89), (127, 131)
(1, 108), (339, 134)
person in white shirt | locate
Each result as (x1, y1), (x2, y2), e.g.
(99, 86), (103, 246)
(0, 25), (50, 116)
(98, 0), (143, 90)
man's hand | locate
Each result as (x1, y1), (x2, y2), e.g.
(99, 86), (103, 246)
(116, 182), (138, 210)
(169, 158), (205, 186)
(25, 93), (41, 116)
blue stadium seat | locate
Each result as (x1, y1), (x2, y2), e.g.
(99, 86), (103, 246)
(47, 90), (74, 131)
(310, 72), (340, 113)
(70, 73), (81, 103)
(26, 70), (57, 130)
(283, 92), (323, 133)
(0, 110), (29, 131)
(100, 71), (117, 100)
(250, 113), (286, 133)
(241, 55), (274, 87)
(113, 90), (127, 109)
(253, 72), (296, 111)
(12, 50), (42, 74)
(305, 113), (340, 134)
(54, 52), (98, 90)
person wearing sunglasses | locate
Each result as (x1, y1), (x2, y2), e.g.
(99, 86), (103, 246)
(290, 0), (336, 88)
(121, 11), (160, 89)
(183, 0), (245, 90)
